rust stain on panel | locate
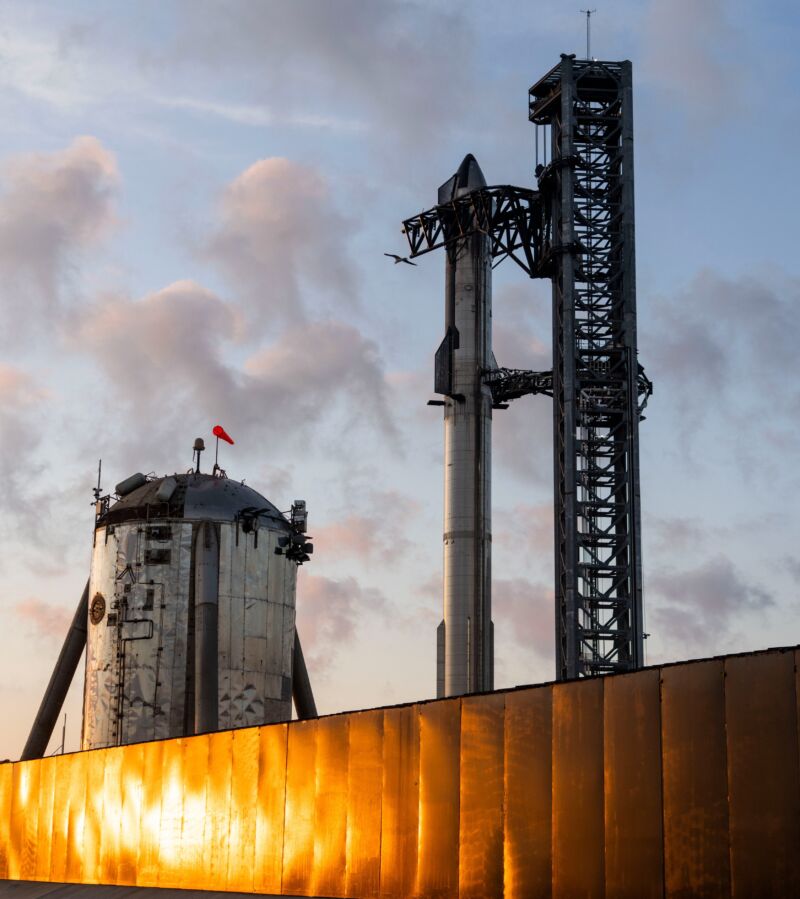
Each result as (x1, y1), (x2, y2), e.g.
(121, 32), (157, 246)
(312, 714), (349, 899)
(553, 676), (604, 899)
(226, 727), (259, 892)
(346, 709), (384, 899)
(460, 692), (505, 899)
(416, 698), (461, 898)
(137, 739), (164, 887)
(662, 659), (730, 898)
(204, 730), (233, 890)
(726, 651), (800, 897)
(282, 718), (318, 896)
(504, 686), (552, 899)
(253, 722), (288, 895)
(380, 704), (420, 899)
(604, 669), (663, 899)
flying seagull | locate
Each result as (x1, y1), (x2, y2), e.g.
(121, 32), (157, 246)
(384, 252), (417, 266)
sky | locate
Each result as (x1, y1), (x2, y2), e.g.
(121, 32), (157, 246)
(0, 0), (798, 759)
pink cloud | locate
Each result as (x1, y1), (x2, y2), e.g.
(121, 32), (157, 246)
(14, 597), (73, 641)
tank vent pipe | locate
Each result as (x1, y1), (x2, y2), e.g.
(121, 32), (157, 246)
(194, 521), (219, 734)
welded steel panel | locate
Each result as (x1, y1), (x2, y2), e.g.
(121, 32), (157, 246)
(118, 742), (144, 885)
(253, 722), (288, 895)
(604, 669), (663, 898)
(204, 730), (233, 890)
(33, 755), (56, 883)
(379, 704), (420, 898)
(156, 736), (186, 889)
(504, 686), (553, 899)
(312, 715), (349, 898)
(345, 709), (383, 899)
(178, 735), (210, 889)
(226, 727), (259, 892)
(460, 692), (504, 898)
(0, 762), (10, 880)
(48, 755), (71, 883)
(552, 677), (604, 899)
(282, 719), (318, 895)
(82, 746), (105, 884)
(17, 761), (40, 880)
(662, 659), (730, 897)
(137, 739), (164, 888)
(99, 748), (122, 885)
(64, 749), (88, 883)
(8, 763), (32, 880)
(416, 698), (461, 897)
(726, 650), (800, 897)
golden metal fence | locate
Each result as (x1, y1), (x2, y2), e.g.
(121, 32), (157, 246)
(1, 647), (799, 897)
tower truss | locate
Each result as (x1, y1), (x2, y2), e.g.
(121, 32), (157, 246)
(531, 56), (647, 678)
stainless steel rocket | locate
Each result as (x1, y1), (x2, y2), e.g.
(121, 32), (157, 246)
(435, 154), (494, 698)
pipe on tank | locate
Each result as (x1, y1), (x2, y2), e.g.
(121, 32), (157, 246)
(21, 580), (89, 760)
(194, 521), (219, 734)
(292, 631), (317, 719)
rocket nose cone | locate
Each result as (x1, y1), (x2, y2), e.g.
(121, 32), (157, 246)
(454, 153), (487, 194)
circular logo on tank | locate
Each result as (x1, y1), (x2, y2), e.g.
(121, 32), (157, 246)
(90, 592), (106, 625)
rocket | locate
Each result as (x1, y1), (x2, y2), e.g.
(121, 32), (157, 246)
(435, 154), (494, 698)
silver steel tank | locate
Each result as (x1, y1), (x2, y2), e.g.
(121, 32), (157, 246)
(81, 472), (301, 749)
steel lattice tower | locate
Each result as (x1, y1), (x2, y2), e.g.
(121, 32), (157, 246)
(531, 56), (647, 679)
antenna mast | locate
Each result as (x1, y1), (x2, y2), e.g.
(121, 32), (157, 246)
(580, 9), (597, 59)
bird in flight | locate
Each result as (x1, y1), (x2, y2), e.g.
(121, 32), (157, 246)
(384, 253), (417, 266)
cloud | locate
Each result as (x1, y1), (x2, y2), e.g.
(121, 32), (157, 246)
(72, 281), (396, 466)
(206, 157), (357, 331)
(493, 577), (554, 661)
(648, 555), (774, 651)
(496, 502), (553, 559)
(641, 0), (747, 122)
(13, 597), (73, 641)
(169, 0), (474, 142)
(312, 491), (418, 564)
(0, 136), (118, 338)
(294, 572), (389, 671)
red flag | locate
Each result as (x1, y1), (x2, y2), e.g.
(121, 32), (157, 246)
(213, 425), (234, 445)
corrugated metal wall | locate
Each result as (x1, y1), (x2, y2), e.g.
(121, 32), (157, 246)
(1, 646), (799, 897)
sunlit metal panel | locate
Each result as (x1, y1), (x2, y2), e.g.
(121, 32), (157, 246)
(312, 715), (349, 898)
(552, 677), (604, 898)
(0, 761), (11, 879)
(504, 686), (553, 899)
(119, 742), (144, 885)
(226, 727), (259, 892)
(33, 755), (56, 883)
(725, 650), (800, 897)
(345, 709), (384, 899)
(416, 698), (461, 898)
(156, 736), (185, 888)
(604, 669), (663, 898)
(460, 693), (504, 898)
(379, 705), (420, 898)
(282, 718), (318, 895)
(64, 749), (88, 883)
(253, 722), (288, 895)
(179, 735), (210, 889)
(8, 763), (30, 880)
(204, 731), (233, 890)
(99, 748), (122, 885)
(81, 745), (105, 884)
(137, 739), (164, 887)
(662, 660), (730, 897)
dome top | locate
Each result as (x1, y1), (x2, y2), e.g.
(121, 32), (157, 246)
(100, 472), (287, 529)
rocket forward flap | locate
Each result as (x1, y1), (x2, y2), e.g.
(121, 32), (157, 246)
(435, 325), (459, 396)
